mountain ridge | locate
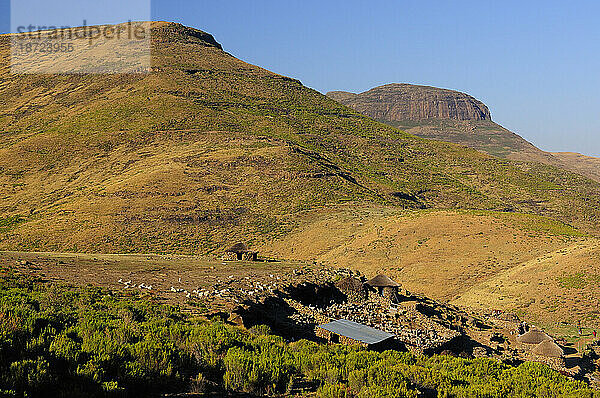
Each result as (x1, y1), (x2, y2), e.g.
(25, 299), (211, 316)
(326, 84), (600, 179)
(2, 22), (600, 254)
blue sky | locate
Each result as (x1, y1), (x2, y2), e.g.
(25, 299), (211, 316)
(2, 0), (600, 156)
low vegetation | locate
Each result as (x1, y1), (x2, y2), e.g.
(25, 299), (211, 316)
(0, 270), (597, 397)
(0, 216), (26, 233)
(557, 273), (600, 290)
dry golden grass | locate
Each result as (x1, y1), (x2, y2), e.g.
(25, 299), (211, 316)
(261, 206), (600, 325)
(552, 152), (600, 182)
(261, 207), (582, 299)
(2, 22), (600, 356)
(453, 239), (600, 327)
(0, 130), (370, 253)
(0, 250), (305, 314)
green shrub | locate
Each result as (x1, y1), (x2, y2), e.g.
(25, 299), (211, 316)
(0, 273), (598, 397)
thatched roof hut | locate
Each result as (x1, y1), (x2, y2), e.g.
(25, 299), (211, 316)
(516, 329), (552, 345)
(335, 277), (368, 299)
(532, 340), (564, 358)
(335, 277), (364, 291)
(365, 274), (401, 302)
(223, 243), (258, 261)
(227, 243), (249, 253)
(366, 274), (400, 288)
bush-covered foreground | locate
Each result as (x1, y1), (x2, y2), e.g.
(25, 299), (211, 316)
(0, 272), (598, 398)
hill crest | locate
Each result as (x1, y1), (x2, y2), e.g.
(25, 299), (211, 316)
(2, 23), (600, 254)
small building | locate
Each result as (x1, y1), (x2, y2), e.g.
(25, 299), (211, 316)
(366, 274), (401, 300)
(316, 318), (395, 349)
(529, 339), (566, 369)
(335, 277), (369, 301)
(223, 243), (258, 261)
(532, 340), (564, 358)
(516, 329), (552, 346)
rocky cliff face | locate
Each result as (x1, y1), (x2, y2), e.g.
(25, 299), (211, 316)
(327, 83), (577, 170)
(327, 83), (491, 122)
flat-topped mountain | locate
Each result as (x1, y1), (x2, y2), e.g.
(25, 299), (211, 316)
(328, 84), (600, 181)
(328, 83), (491, 122)
(3, 22), (600, 254)
(327, 84), (565, 166)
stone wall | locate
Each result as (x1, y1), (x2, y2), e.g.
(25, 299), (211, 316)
(222, 252), (257, 261)
(338, 334), (368, 348)
(315, 326), (368, 348)
(315, 326), (331, 340)
(526, 353), (566, 371)
(241, 252), (257, 261)
(222, 252), (239, 261)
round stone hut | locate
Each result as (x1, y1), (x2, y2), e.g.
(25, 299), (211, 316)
(366, 274), (401, 300)
(223, 243), (258, 261)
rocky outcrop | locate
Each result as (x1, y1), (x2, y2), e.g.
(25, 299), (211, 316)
(151, 21), (223, 49)
(326, 83), (571, 168)
(327, 83), (491, 122)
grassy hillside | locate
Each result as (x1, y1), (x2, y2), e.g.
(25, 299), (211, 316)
(552, 152), (600, 182)
(2, 22), (600, 254)
(385, 118), (560, 164)
(260, 205), (600, 327)
(453, 238), (600, 326)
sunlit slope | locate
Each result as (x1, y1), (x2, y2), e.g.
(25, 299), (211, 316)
(1, 22), (600, 253)
(262, 206), (600, 324)
(261, 207), (584, 300)
(552, 152), (600, 182)
(453, 239), (600, 325)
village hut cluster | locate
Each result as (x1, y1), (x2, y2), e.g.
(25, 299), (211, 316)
(312, 274), (461, 353)
(108, 254), (585, 375)
(219, 270), (451, 352)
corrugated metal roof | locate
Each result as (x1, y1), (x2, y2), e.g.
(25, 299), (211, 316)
(317, 319), (394, 345)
